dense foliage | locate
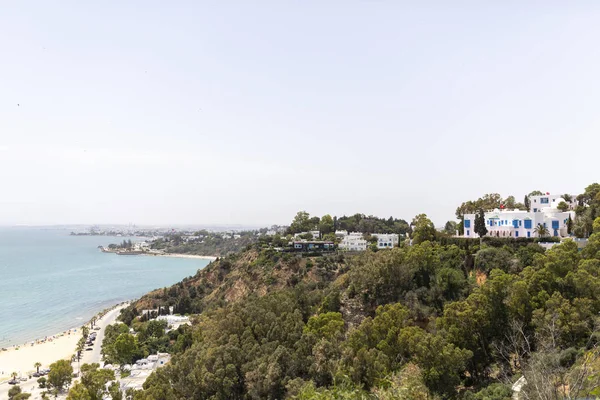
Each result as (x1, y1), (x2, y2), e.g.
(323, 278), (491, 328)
(109, 187), (600, 399)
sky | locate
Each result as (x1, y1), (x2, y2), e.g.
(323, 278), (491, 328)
(1, 1), (599, 227)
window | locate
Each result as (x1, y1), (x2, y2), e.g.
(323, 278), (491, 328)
(533, 208), (537, 212)
(512, 220), (519, 228)
(527, 231), (531, 238)
(552, 220), (559, 229)
(541, 197), (549, 204)
(515, 231), (519, 237)
(464, 220), (471, 228)
(466, 230), (470, 236)
(524, 220), (532, 229)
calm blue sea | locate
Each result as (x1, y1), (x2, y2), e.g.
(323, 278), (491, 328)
(0, 228), (209, 347)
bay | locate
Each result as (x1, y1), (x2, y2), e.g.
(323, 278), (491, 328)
(0, 227), (209, 347)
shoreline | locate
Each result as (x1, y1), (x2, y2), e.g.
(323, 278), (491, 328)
(0, 302), (129, 381)
(144, 253), (217, 261)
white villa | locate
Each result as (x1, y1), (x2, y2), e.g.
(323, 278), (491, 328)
(463, 194), (575, 239)
(339, 232), (367, 251)
(372, 233), (399, 249)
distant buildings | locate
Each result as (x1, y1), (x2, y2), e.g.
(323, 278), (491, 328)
(463, 194), (576, 239)
(372, 233), (399, 249)
(294, 231), (321, 240)
(292, 241), (335, 252)
(339, 232), (368, 251)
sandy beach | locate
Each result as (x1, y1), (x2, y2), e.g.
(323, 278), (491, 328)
(0, 303), (128, 381)
(0, 331), (80, 379)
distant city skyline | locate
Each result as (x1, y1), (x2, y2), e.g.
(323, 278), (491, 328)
(1, 2), (599, 227)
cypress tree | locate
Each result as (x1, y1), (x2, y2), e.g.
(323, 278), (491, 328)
(474, 209), (488, 243)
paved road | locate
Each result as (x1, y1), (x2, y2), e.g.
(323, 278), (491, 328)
(0, 304), (129, 399)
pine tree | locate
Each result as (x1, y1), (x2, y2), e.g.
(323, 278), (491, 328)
(524, 195), (530, 211)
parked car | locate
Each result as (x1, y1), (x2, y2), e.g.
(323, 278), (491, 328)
(8, 379), (18, 385)
(86, 347), (93, 351)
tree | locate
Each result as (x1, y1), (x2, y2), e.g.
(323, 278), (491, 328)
(38, 377), (47, 388)
(567, 215), (574, 235)
(66, 382), (91, 400)
(557, 201), (570, 212)
(444, 221), (457, 235)
(525, 195), (531, 211)
(289, 211), (312, 234)
(8, 385), (31, 400)
(535, 224), (550, 238)
(411, 214), (436, 244)
(113, 333), (139, 366)
(319, 215), (334, 235)
(72, 363), (116, 400)
(47, 359), (73, 393)
(34, 362), (42, 374)
(474, 209), (488, 241)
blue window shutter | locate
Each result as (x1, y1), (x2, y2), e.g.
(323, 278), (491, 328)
(552, 220), (559, 229)
(527, 231), (531, 238)
(515, 231), (519, 237)
(464, 220), (471, 228)
(524, 220), (532, 229)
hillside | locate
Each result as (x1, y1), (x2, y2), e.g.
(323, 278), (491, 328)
(103, 195), (600, 400)
(128, 247), (349, 318)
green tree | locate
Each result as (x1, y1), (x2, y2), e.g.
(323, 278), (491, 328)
(37, 377), (47, 388)
(411, 214), (436, 244)
(8, 385), (32, 400)
(113, 333), (139, 366)
(474, 209), (488, 241)
(304, 312), (344, 340)
(47, 359), (73, 393)
(319, 215), (335, 235)
(76, 363), (116, 400)
(557, 201), (570, 212)
(524, 195), (531, 211)
(34, 361), (42, 374)
(567, 215), (574, 235)
(473, 383), (512, 400)
(444, 221), (457, 235)
(66, 382), (91, 400)
(289, 211), (312, 234)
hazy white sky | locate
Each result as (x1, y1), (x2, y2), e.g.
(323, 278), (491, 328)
(1, 1), (599, 227)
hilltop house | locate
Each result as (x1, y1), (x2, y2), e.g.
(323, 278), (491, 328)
(339, 232), (368, 251)
(372, 233), (399, 249)
(463, 194), (575, 239)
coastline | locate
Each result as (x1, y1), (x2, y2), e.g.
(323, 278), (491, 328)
(144, 253), (217, 261)
(0, 302), (128, 381)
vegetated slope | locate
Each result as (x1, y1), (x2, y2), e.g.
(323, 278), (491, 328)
(128, 247), (349, 317)
(121, 220), (600, 400)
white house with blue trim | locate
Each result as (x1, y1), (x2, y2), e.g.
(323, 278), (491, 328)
(463, 195), (575, 239)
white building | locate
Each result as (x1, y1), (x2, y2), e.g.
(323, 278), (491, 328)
(529, 194), (575, 212)
(339, 232), (367, 251)
(294, 231), (321, 240)
(335, 230), (348, 238)
(463, 195), (575, 239)
(372, 233), (399, 249)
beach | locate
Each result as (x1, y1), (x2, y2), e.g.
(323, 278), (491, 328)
(0, 303), (128, 382)
(0, 330), (80, 380)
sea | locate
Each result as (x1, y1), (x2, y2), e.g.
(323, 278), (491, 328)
(0, 228), (210, 347)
